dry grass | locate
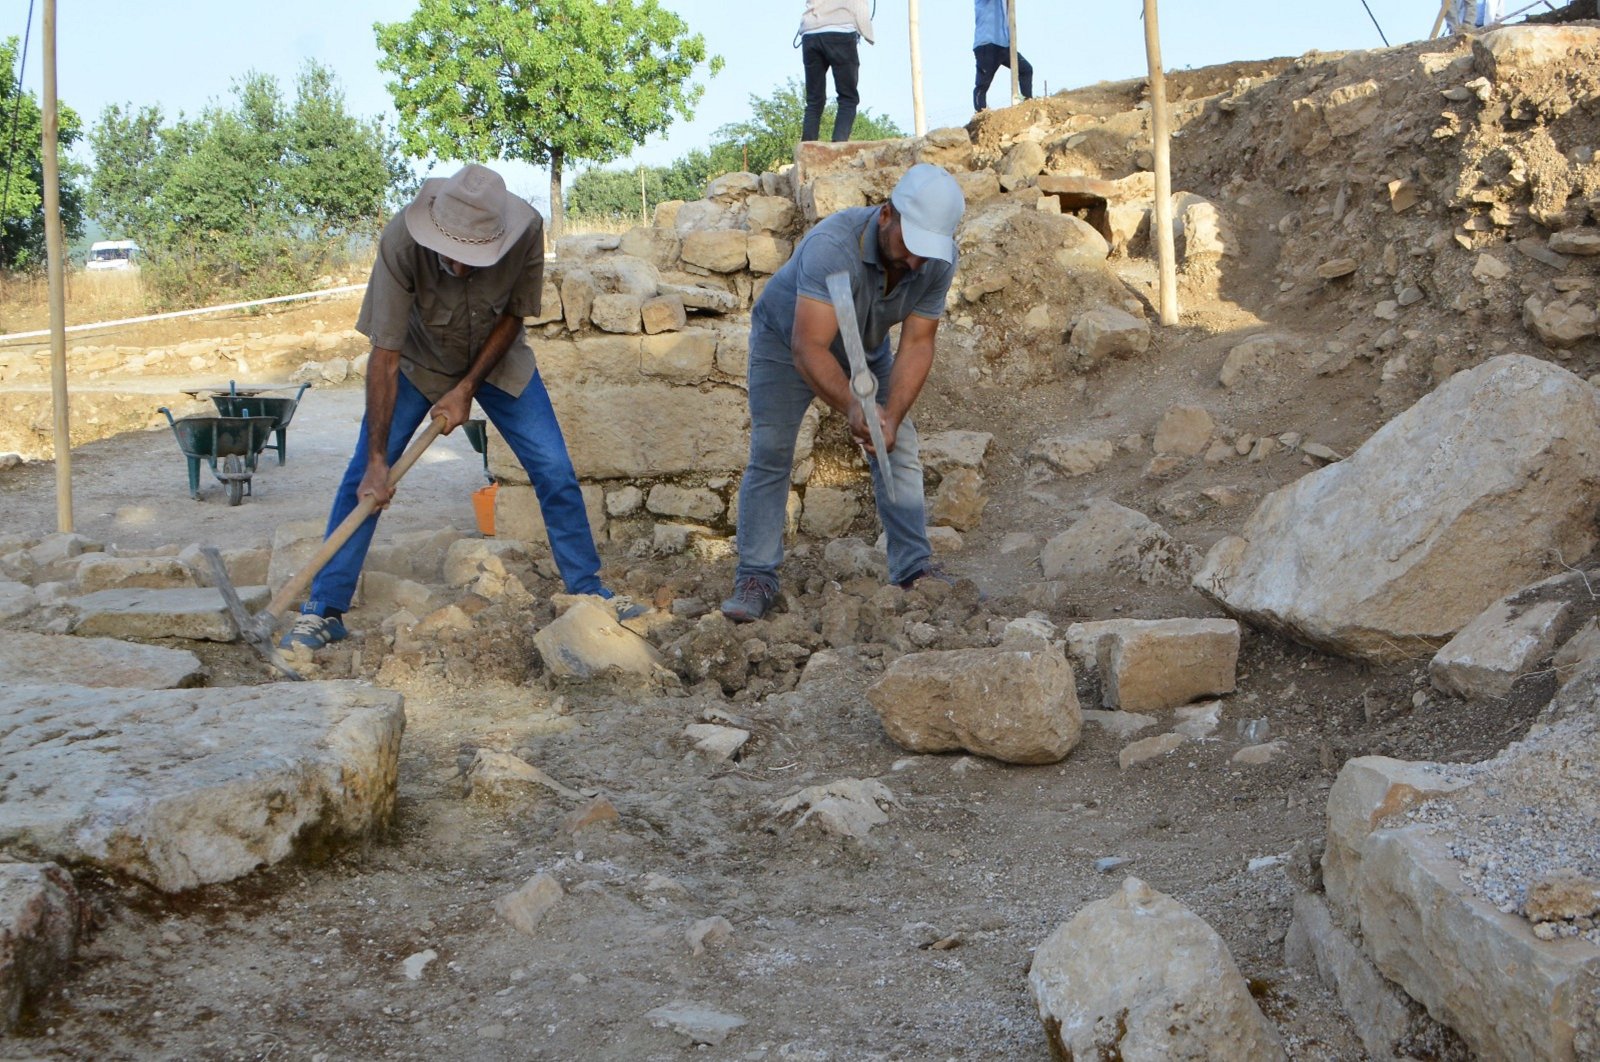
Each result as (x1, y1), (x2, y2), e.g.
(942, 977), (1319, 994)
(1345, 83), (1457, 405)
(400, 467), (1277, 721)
(0, 218), (630, 339)
(0, 269), (151, 336)
(561, 215), (642, 239)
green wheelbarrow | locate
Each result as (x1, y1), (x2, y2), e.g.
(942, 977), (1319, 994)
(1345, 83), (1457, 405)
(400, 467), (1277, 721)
(157, 407), (278, 506)
(208, 381), (311, 465)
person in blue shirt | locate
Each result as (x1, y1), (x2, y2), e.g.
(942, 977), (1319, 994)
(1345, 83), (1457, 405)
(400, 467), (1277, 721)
(973, 0), (1034, 112)
(720, 165), (966, 623)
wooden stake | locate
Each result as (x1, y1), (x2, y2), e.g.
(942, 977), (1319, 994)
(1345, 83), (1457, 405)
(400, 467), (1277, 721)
(1007, 0), (1020, 106)
(909, 0), (926, 135)
(42, 0), (72, 531)
(1143, 0), (1179, 326)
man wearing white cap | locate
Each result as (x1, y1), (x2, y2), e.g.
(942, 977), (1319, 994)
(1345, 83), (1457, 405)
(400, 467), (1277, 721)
(722, 163), (965, 623)
(283, 163), (629, 649)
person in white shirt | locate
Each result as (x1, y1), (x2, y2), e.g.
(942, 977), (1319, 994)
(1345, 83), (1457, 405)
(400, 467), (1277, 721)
(795, 0), (875, 142)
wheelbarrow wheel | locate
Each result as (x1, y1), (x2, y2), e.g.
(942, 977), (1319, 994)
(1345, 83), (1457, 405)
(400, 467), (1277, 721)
(223, 455), (245, 506)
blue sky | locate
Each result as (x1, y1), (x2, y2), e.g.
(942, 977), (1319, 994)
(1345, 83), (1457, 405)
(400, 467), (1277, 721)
(15, 1), (1430, 210)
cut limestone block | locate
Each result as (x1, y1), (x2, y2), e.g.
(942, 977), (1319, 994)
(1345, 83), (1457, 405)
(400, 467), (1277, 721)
(0, 681), (405, 892)
(68, 585), (269, 642)
(0, 630), (203, 688)
(867, 645), (1081, 764)
(1429, 598), (1569, 699)
(1096, 618), (1240, 711)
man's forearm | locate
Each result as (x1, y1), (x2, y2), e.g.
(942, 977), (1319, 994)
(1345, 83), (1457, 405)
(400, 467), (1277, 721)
(885, 339), (934, 426)
(457, 312), (524, 394)
(365, 347), (402, 467)
(794, 340), (856, 416)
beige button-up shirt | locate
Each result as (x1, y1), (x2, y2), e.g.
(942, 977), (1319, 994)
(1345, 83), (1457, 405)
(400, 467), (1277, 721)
(355, 208), (544, 403)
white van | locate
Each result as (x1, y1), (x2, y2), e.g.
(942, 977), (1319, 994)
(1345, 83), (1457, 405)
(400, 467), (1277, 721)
(86, 239), (141, 271)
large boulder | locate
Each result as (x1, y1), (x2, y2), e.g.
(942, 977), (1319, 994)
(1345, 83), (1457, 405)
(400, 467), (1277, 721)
(0, 682), (405, 892)
(1029, 877), (1286, 1061)
(1195, 356), (1600, 661)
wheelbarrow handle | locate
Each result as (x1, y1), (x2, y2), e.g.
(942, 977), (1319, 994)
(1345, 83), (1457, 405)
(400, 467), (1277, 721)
(262, 415), (450, 623)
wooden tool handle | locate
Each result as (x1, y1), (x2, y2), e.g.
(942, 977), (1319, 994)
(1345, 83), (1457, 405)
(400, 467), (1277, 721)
(263, 416), (450, 621)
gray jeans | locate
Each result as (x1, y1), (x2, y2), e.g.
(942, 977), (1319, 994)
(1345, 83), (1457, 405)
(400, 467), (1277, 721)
(734, 326), (931, 590)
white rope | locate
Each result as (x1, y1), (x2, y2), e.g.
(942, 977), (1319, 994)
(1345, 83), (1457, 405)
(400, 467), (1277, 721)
(0, 282), (368, 345)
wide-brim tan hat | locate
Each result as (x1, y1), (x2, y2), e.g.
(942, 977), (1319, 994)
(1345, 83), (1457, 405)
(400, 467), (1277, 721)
(404, 163), (536, 268)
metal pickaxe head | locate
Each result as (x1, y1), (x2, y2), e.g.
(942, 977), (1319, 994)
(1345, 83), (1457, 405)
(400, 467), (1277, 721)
(202, 546), (304, 681)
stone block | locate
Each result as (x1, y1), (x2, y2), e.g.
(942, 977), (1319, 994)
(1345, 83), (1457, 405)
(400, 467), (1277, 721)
(641, 295), (687, 334)
(800, 485), (859, 537)
(0, 682), (404, 891)
(641, 329), (717, 382)
(746, 234), (792, 275)
(561, 271), (597, 331)
(0, 631), (203, 688)
(589, 293), (643, 334)
(1068, 306), (1150, 369)
(69, 585), (269, 642)
(494, 484), (604, 550)
(1097, 618), (1239, 710)
(646, 483), (725, 523)
(1030, 877), (1286, 1060)
(744, 195), (798, 234)
(867, 645), (1081, 764)
(533, 599), (668, 681)
(680, 230), (748, 273)
(1430, 598), (1569, 698)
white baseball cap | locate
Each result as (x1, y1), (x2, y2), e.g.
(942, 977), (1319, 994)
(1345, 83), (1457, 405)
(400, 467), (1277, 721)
(890, 163), (965, 263)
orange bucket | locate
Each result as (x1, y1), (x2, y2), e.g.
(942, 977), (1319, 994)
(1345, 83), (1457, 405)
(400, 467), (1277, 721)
(472, 482), (498, 536)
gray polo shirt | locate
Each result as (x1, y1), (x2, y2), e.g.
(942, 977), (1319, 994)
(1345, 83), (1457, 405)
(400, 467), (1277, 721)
(750, 205), (955, 361)
(355, 209), (545, 403)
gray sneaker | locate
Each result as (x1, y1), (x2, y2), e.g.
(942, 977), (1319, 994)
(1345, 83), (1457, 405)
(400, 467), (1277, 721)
(720, 577), (776, 623)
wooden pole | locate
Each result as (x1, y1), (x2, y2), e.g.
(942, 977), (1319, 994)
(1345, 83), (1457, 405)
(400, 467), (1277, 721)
(41, 0), (72, 531)
(908, 0), (926, 135)
(1143, 0), (1179, 326)
(638, 165), (647, 224)
(1006, 0), (1020, 106)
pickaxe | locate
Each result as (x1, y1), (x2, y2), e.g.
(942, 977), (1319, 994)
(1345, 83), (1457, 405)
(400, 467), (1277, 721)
(824, 271), (895, 504)
(206, 415), (450, 681)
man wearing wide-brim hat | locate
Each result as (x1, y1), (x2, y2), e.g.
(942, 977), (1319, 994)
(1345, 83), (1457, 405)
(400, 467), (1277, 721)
(282, 163), (631, 650)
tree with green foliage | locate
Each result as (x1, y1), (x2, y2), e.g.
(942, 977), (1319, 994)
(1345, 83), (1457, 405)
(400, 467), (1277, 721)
(375, 0), (722, 239)
(87, 62), (409, 304)
(568, 78), (903, 222)
(86, 102), (169, 238)
(0, 36), (86, 271)
(568, 156), (714, 221)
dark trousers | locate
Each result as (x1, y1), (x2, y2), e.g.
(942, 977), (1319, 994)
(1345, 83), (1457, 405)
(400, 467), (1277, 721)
(973, 43), (1033, 111)
(801, 32), (861, 142)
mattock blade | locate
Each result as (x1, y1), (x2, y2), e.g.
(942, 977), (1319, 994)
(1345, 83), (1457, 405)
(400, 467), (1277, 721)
(824, 271), (895, 505)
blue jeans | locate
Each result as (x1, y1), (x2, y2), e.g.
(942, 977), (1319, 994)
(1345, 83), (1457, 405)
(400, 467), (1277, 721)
(734, 328), (930, 590)
(301, 372), (604, 616)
